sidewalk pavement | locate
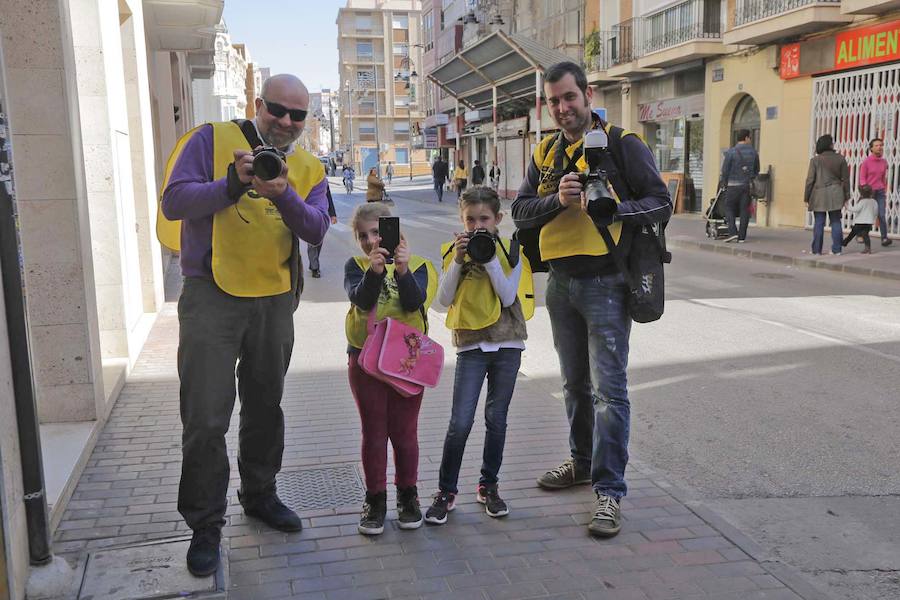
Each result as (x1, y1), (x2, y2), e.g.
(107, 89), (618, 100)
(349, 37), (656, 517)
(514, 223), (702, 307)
(53, 257), (827, 600)
(665, 215), (900, 282)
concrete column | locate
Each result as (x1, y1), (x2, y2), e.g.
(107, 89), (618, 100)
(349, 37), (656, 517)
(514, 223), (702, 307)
(619, 79), (638, 131)
(0, 0), (103, 423)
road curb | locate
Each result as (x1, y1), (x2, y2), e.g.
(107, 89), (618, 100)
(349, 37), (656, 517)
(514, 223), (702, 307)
(632, 459), (840, 600)
(668, 237), (900, 282)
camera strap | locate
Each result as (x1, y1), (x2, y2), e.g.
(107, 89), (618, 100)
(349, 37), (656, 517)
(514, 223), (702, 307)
(231, 119), (263, 149)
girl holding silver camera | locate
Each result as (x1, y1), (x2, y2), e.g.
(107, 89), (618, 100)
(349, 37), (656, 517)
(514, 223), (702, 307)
(426, 187), (534, 525)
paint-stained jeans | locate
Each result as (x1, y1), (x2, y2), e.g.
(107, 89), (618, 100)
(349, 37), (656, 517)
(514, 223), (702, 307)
(546, 268), (631, 500)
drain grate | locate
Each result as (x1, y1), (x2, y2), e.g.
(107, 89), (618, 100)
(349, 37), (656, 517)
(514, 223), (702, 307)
(752, 272), (794, 279)
(276, 464), (364, 511)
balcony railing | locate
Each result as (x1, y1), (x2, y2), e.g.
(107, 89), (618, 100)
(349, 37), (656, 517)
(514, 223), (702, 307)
(611, 18), (639, 65)
(643, 0), (722, 54)
(735, 0), (840, 27)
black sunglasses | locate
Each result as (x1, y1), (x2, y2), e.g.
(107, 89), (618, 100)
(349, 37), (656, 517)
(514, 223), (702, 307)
(262, 99), (307, 122)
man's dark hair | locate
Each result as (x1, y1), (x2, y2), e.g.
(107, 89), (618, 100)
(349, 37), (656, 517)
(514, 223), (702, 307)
(474, 160), (480, 165)
(736, 129), (751, 142)
(815, 134), (834, 155)
(544, 61), (588, 96)
(869, 137), (883, 149)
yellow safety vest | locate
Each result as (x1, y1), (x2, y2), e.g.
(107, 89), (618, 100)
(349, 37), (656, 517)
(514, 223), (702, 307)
(345, 255), (439, 350)
(156, 121), (324, 297)
(440, 238), (535, 330)
(534, 124), (638, 262)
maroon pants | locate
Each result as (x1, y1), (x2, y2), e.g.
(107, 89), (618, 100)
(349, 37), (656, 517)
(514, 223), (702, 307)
(348, 353), (423, 493)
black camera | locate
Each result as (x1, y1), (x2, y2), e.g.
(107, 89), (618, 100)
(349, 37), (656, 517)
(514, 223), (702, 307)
(466, 228), (497, 264)
(580, 130), (617, 224)
(251, 146), (286, 181)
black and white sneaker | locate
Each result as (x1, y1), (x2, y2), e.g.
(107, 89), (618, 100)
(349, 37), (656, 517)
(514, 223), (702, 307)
(424, 491), (456, 525)
(476, 483), (509, 518)
(396, 486), (423, 530)
(358, 491), (387, 535)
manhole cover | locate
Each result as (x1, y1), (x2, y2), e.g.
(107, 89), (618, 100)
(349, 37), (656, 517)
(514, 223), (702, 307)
(78, 539), (224, 600)
(751, 272), (794, 279)
(277, 464), (364, 511)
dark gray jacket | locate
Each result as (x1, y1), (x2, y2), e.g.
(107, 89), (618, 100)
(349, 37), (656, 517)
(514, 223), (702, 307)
(720, 143), (759, 187)
(804, 150), (850, 212)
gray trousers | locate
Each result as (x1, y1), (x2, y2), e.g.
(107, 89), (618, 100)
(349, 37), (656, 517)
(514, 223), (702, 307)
(176, 277), (294, 531)
(307, 241), (323, 272)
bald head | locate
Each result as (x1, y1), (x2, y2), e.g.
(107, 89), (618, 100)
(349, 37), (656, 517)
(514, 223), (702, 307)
(256, 74), (309, 149)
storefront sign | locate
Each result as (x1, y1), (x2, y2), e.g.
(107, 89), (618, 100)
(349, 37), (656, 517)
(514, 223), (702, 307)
(780, 44), (801, 79)
(424, 113), (449, 128)
(780, 18), (900, 79)
(835, 20), (900, 69)
(638, 94), (704, 122)
(424, 127), (438, 149)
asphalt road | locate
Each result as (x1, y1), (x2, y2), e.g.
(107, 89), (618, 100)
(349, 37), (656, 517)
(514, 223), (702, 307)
(316, 179), (900, 600)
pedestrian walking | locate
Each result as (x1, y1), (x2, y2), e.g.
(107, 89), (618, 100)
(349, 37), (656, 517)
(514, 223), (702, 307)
(471, 159), (486, 186)
(432, 155), (449, 202)
(489, 161), (500, 190)
(842, 191), (878, 254)
(859, 137), (892, 246)
(344, 203), (438, 535)
(425, 186), (534, 525)
(158, 74), (330, 577)
(805, 134), (851, 255)
(453, 159), (468, 195)
(366, 167), (385, 202)
(307, 184), (338, 278)
(719, 129), (759, 243)
(511, 61), (671, 538)
(385, 161), (394, 185)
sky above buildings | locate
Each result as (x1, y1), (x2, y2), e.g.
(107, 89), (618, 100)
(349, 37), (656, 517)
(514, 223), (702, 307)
(223, 0), (345, 92)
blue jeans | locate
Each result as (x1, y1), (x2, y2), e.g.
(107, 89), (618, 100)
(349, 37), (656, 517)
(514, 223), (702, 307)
(437, 348), (521, 494)
(812, 210), (843, 254)
(875, 190), (889, 241)
(546, 269), (631, 500)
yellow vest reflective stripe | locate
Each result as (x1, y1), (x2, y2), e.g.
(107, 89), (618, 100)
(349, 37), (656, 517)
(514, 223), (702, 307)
(345, 255), (438, 350)
(440, 239), (535, 330)
(155, 121), (324, 297)
(534, 125), (638, 261)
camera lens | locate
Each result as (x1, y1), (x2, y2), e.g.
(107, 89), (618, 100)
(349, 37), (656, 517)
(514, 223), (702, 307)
(252, 151), (283, 181)
(466, 230), (496, 264)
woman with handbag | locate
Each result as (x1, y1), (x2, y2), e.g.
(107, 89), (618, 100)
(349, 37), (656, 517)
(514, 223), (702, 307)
(804, 134), (851, 255)
(344, 203), (438, 535)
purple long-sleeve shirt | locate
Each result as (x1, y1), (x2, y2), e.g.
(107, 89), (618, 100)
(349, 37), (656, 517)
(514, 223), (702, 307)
(161, 124), (329, 278)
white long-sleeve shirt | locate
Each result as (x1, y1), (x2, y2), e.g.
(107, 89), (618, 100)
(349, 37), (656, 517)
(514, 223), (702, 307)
(437, 256), (525, 353)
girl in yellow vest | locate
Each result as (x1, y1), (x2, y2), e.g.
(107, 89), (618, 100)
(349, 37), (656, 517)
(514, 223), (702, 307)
(453, 159), (468, 194)
(425, 187), (534, 525)
(344, 203), (438, 536)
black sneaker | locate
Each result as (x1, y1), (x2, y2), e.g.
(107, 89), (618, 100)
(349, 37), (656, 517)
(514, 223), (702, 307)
(476, 484), (509, 518)
(186, 526), (221, 577)
(424, 491), (456, 525)
(240, 492), (302, 532)
(883, 238), (893, 247)
(311, 269), (321, 278)
(358, 491), (387, 535)
(588, 493), (622, 538)
(536, 458), (591, 490)
(396, 485), (423, 530)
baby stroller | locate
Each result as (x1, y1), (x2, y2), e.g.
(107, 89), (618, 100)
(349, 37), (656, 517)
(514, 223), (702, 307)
(704, 187), (730, 239)
(381, 190), (394, 205)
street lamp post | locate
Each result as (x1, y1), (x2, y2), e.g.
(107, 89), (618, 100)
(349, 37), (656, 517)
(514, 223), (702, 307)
(397, 56), (418, 181)
(345, 81), (354, 172)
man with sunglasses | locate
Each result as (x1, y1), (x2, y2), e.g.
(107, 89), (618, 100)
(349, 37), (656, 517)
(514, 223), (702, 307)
(158, 74), (330, 577)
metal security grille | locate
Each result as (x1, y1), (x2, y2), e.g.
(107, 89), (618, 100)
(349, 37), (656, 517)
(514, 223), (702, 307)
(276, 464), (364, 511)
(809, 63), (900, 236)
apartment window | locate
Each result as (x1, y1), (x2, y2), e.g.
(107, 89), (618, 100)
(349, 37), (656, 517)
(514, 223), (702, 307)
(355, 14), (373, 32)
(392, 14), (409, 29)
(393, 43), (409, 57)
(395, 148), (409, 164)
(393, 121), (410, 137)
(359, 120), (376, 134)
(359, 99), (375, 114)
(423, 11), (434, 51)
(356, 42), (373, 60)
(357, 70), (376, 89)
(395, 95), (410, 108)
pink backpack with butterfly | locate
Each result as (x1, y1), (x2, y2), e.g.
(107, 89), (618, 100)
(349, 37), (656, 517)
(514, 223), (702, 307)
(358, 308), (444, 397)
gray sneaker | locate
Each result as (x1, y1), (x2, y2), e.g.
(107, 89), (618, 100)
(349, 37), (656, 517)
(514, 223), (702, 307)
(588, 494), (622, 538)
(536, 458), (590, 490)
